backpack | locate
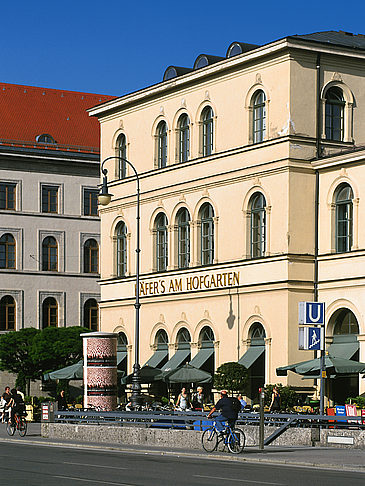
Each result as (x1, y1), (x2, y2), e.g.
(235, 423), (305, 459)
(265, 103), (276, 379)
(231, 397), (242, 413)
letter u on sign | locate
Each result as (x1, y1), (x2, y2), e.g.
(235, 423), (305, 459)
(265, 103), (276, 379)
(298, 302), (325, 325)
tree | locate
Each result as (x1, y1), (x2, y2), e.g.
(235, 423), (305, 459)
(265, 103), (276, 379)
(213, 362), (248, 395)
(31, 326), (90, 375)
(0, 327), (40, 395)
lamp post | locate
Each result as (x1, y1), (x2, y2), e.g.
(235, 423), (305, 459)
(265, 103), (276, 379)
(98, 156), (142, 408)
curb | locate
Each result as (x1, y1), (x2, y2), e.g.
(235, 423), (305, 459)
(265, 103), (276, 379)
(3, 436), (365, 473)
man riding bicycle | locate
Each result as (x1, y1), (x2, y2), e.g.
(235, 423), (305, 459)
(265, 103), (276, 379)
(207, 390), (238, 436)
(9, 388), (26, 426)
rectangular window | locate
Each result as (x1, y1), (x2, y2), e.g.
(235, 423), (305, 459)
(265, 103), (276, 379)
(83, 189), (98, 216)
(42, 185), (58, 213)
(0, 183), (16, 210)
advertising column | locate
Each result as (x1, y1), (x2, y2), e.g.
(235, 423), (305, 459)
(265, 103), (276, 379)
(81, 332), (118, 411)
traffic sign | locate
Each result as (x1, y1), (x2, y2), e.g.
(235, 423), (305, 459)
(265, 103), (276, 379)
(298, 301), (325, 325)
(298, 326), (324, 350)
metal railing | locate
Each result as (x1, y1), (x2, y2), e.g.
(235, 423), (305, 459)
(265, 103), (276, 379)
(53, 410), (365, 431)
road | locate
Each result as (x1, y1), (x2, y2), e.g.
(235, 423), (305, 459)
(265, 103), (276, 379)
(1, 439), (365, 486)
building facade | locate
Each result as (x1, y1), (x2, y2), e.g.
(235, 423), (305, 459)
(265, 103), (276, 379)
(0, 83), (114, 390)
(90, 31), (365, 403)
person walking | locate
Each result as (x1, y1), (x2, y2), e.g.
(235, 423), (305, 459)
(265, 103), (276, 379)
(207, 390), (238, 435)
(192, 386), (205, 410)
(269, 385), (281, 412)
(57, 390), (68, 411)
(1, 386), (12, 423)
(175, 387), (191, 411)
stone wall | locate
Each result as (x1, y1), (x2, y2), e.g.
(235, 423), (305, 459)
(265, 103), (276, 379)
(41, 423), (365, 449)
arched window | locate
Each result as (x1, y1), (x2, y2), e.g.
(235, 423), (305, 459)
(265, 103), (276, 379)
(325, 87), (345, 141)
(84, 239), (99, 273)
(335, 184), (353, 253)
(201, 106), (214, 156)
(42, 297), (58, 328)
(176, 328), (191, 349)
(84, 298), (98, 331)
(156, 121), (167, 168)
(117, 332), (128, 374)
(0, 295), (15, 331)
(0, 233), (15, 269)
(155, 213), (168, 272)
(199, 203), (214, 265)
(333, 309), (359, 336)
(250, 193), (266, 258)
(116, 222), (127, 277)
(252, 90), (266, 143)
(155, 329), (168, 349)
(42, 236), (58, 271)
(199, 326), (215, 348)
(178, 114), (190, 163)
(176, 208), (190, 269)
(116, 134), (127, 179)
(249, 322), (266, 342)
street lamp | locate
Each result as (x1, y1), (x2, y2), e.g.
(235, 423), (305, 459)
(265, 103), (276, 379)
(98, 156), (142, 408)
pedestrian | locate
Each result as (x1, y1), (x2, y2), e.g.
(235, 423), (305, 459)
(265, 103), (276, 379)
(269, 385), (281, 412)
(192, 386), (205, 410)
(57, 389), (68, 411)
(175, 387), (191, 411)
(207, 390), (238, 435)
(237, 394), (247, 410)
(1, 386), (12, 423)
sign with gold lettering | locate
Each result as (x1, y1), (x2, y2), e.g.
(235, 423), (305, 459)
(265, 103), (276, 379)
(136, 271), (240, 296)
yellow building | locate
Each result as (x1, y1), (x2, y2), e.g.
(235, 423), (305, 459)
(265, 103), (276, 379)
(90, 31), (365, 404)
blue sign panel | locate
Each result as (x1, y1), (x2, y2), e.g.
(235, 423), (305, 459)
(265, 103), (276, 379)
(335, 405), (347, 422)
(307, 327), (322, 350)
(298, 302), (325, 325)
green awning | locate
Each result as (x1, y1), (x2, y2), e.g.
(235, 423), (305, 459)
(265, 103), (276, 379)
(161, 348), (190, 372)
(144, 349), (168, 368)
(189, 348), (214, 369)
(117, 351), (127, 365)
(328, 341), (359, 360)
(238, 346), (265, 369)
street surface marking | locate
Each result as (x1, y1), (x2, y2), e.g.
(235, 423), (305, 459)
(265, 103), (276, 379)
(194, 475), (284, 485)
(64, 461), (127, 470)
(54, 475), (133, 485)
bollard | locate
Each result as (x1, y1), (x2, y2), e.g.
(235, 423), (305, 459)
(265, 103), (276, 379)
(259, 387), (265, 450)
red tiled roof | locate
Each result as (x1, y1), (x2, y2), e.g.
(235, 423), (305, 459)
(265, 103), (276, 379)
(0, 83), (115, 152)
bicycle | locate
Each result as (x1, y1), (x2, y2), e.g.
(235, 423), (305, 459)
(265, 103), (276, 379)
(202, 420), (245, 454)
(6, 412), (27, 437)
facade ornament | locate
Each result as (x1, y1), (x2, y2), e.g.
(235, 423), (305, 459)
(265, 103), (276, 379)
(181, 311), (187, 321)
(331, 72), (343, 82)
(179, 194), (186, 202)
(160, 106), (164, 114)
(119, 317), (124, 326)
(202, 188), (209, 197)
(205, 90), (210, 100)
(117, 208), (124, 215)
(254, 305), (261, 315)
(119, 119), (124, 129)
(159, 314), (165, 323)
(181, 98), (186, 107)
(255, 73), (262, 84)
(203, 309), (210, 319)
(253, 177), (261, 186)
(340, 167), (347, 176)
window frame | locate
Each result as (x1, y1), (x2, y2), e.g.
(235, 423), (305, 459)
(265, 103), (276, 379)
(0, 182), (16, 210)
(155, 213), (168, 272)
(116, 134), (127, 179)
(84, 239), (99, 273)
(42, 297), (58, 328)
(0, 295), (16, 331)
(42, 236), (58, 271)
(335, 184), (353, 253)
(201, 106), (214, 157)
(178, 114), (190, 163)
(0, 233), (16, 269)
(252, 90), (266, 144)
(156, 121), (168, 168)
(41, 185), (59, 213)
(177, 208), (190, 269)
(200, 203), (214, 266)
(84, 298), (98, 331)
(116, 222), (128, 277)
(250, 193), (266, 258)
(83, 188), (99, 216)
(325, 87), (345, 141)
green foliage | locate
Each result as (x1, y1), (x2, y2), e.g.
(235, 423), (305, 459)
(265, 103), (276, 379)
(346, 396), (365, 408)
(213, 362), (248, 395)
(0, 328), (41, 393)
(31, 326), (90, 374)
(264, 384), (299, 410)
(0, 326), (90, 394)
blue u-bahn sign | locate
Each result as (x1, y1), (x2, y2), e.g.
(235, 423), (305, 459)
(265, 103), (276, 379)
(298, 302), (325, 325)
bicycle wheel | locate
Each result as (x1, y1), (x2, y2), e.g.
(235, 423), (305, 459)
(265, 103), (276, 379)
(227, 428), (246, 454)
(6, 422), (16, 436)
(202, 427), (218, 452)
(18, 418), (27, 437)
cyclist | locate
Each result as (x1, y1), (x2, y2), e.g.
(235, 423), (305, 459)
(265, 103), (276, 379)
(9, 388), (26, 426)
(207, 390), (238, 436)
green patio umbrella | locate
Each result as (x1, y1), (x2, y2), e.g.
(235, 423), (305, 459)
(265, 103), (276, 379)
(120, 365), (162, 385)
(158, 363), (212, 384)
(43, 361), (83, 381)
(276, 355), (365, 377)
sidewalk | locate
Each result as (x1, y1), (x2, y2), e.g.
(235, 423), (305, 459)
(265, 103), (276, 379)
(1, 423), (364, 473)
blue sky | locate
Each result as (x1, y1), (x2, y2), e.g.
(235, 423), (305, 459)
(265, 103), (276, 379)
(2, 1), (365, 96)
